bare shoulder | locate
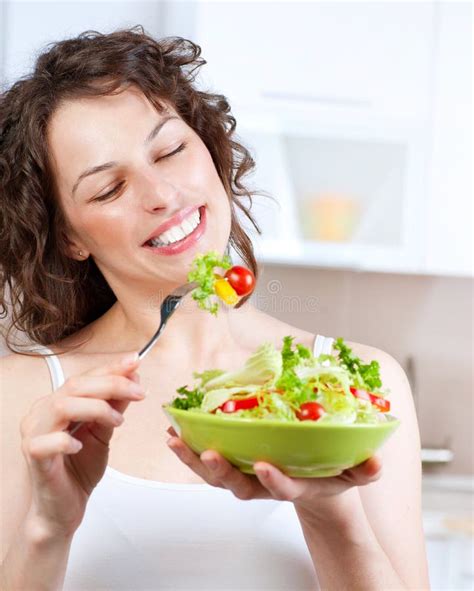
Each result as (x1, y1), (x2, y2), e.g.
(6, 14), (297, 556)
(0, 352), (54, 563)
(1, 350), (53, 413)
(1, 350), (53, 467)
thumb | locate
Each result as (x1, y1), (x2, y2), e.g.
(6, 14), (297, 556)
(349, 455), (383, 485)
(360, 455), (383, 481)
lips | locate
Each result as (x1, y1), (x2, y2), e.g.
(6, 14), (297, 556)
(142, 205), (207, 256)
(142, 204), (201, 245)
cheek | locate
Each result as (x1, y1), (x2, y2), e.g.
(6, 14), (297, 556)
(76, 207), (134, 248)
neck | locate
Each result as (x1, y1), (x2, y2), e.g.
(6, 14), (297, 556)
(86, 292), (257, 366)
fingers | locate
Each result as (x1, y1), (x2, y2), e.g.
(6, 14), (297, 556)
(51, 356), (145, 434)
(24, 431), (83, 474)
(20, 351), (144, 480)
(166, 435), (223, 487)
(44, 396), (126, 434)
(166, 428), (269, 500)
(59, 374), (146, 403)
(342, 455), (383, 485)
(86, 351), (140, 378)
(200, 451), (264, 501)
(360, 455), (383, 480)
(252, 462), (307, 501)
(164, 429), (382, 504)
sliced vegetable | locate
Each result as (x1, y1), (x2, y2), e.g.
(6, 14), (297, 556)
(214, 278), (239, 305)
(219, 396), (260, 413)
(201, 385), (262, 413)
(350, 387), (390, 412)
(224, 266), (256, 296)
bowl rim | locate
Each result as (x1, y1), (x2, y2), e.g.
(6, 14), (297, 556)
(162, 403), (400, 430)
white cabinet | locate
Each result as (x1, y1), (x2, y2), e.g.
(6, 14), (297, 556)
(424, 522), (474, 590)
(424, 2), (473, 277)
(195, 1), (435, 121)
(232, 104), (428, 274)
(192, 1), (471, 277)
(422, 477), (474, 590)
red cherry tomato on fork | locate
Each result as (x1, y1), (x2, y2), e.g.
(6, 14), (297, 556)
(296, 401), (326, 421)
(224, 266), (256, 296)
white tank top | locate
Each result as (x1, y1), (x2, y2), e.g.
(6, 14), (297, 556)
(34, 334), (334, 590)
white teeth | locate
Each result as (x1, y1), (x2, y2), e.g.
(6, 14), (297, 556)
(147, 208), (202, 247)
(170, 226), (186, 242)
(181, 219), (194, 234)
(149, 237), (166, 247)
(160, 229), (174, 244)
(188, 210), (200, 226)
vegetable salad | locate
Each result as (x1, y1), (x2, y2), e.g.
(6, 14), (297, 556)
(170, 336), (392, 424)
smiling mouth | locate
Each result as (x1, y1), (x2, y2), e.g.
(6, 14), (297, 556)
(143, 206), (203, 247)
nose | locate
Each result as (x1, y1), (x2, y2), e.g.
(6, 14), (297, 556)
(137, 168), (183, 212)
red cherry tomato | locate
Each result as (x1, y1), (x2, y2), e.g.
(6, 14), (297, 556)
(224, 266), (256, 296)
(296, 401), (326, 421)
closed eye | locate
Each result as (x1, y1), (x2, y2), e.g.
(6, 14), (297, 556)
(92, 142), (187, 202)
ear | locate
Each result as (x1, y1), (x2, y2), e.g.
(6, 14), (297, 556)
(61, 229), (89, 261)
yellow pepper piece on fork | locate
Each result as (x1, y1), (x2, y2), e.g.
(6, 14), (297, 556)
(213, 278), (239, 306)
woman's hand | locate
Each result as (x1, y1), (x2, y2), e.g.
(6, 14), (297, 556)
(166, 426), (382, 518)
(20, 352), (145, 538)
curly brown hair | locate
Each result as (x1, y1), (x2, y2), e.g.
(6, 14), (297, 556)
(0, 25), (270, 356)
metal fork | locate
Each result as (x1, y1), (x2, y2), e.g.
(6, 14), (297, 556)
(67, 281), (199, 436)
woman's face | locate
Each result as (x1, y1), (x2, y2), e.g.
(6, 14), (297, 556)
(47, 87), (232, 291)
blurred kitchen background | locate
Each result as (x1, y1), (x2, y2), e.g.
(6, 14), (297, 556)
(0, 1), (472, 588)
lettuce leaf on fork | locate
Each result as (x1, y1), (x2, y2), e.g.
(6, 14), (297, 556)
(187, 250), (232, 315)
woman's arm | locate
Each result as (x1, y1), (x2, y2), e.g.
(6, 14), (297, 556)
(0, 354), (74, 590)
(1, 512), (74, 591)
(296, 487), (406, 589)
(296, 344), (430, 590)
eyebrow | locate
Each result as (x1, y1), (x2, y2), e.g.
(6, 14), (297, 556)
(71, 115), (179, 198)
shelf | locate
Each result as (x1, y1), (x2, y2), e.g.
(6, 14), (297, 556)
(234, 103), (427, 274)
(251, 239), (421, 275)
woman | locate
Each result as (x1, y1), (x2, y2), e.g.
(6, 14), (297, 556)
(0, 27), (430, 590)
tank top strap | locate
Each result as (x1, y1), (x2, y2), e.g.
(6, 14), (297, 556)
(29, 345), (66, 391)
(313, 334), (335, 357)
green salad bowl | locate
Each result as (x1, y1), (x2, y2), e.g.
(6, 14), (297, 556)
(162, 405), (400, 478)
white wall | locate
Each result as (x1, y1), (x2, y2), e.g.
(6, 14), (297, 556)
(1, 0), (165, 88)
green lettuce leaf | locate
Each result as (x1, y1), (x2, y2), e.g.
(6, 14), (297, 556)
(203, 341), (282, 391)
(187, 250), (232, 315)
(333, 337), (383, 393)
(170, 385), (204, 410)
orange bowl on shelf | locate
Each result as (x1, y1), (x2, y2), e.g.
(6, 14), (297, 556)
(302, 192), (359, 242)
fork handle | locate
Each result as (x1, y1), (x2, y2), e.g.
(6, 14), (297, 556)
(138, 320), (166, 360)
